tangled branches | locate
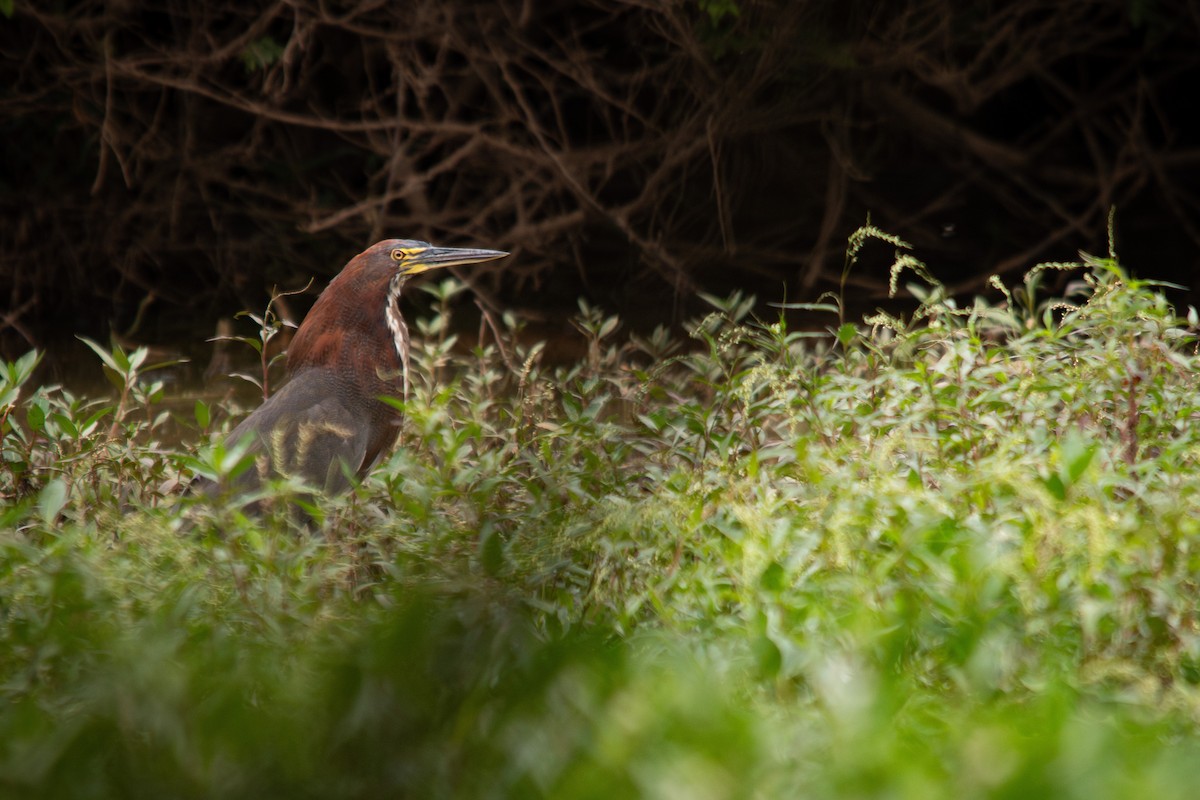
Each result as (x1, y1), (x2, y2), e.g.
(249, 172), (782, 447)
(1, 0), (1198, 357)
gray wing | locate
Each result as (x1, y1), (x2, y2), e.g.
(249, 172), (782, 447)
(211, 373), (371, 497)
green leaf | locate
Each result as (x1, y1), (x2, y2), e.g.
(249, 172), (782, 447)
(753, 632), (782, 679)
(241, 36), (285, 73)
(127, 346), (149, 372)
(759, 561), (786, 592)
(81, 407), (113, 435)
(229, 373), (264, 391)
(772, 302), (840, 313)
(2, 350), (42, 392)
(50, 412), (78, 439)
(599, 316), (620, 339)
(78, 336), (121, 373)
(480, 527), (505, 576)
(38, 478), (68, 524)
(26, 402), (46, 433)
(194, 399), (211, 429)
(1042, 472), (1066, 501)
(1061, 430), (1097, 485)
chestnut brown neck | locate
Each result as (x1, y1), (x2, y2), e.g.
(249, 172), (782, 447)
(286, 257), (408, 403)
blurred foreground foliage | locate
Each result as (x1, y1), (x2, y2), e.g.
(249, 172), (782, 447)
(5, 226), (1200, 798)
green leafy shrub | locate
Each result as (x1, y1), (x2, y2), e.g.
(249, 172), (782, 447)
(4, 225), (1200, 798)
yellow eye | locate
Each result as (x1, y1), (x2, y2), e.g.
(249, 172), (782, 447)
(391, 248), (407, 262)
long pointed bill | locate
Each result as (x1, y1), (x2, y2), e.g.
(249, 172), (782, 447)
(402, 246), (509, 275)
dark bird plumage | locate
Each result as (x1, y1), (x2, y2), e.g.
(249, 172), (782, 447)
(202, 239), (507, 498)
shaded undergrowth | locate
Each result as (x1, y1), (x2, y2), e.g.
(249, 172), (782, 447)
(4, 226), (1200, 798)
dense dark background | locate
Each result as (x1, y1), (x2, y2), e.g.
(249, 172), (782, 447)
(2, 0), (1198, 371)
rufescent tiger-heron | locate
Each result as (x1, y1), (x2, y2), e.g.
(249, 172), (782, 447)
(202, 239), (508, 498)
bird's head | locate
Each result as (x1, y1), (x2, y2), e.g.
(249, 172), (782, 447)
(308, 238), (509, 314)
(287, 238), (508, 385)
(354, 238), (509, 281)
